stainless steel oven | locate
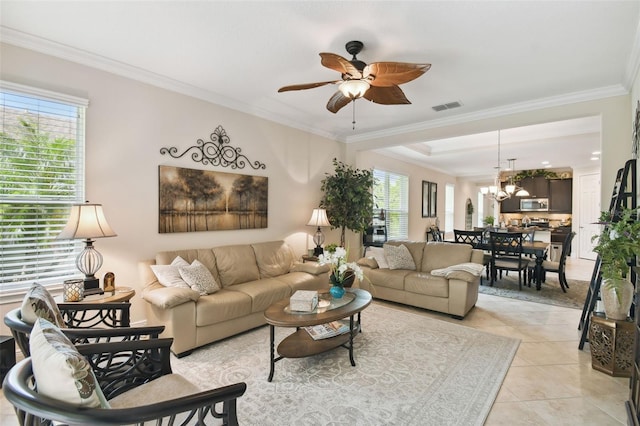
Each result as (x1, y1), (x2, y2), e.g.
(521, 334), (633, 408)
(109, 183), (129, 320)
(520, 198), (549, 212)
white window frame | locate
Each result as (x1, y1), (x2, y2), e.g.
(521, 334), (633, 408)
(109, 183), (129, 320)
(444, 183), (455, 234)
(373, 169), (409, 240)
(0, 81), (88, 300)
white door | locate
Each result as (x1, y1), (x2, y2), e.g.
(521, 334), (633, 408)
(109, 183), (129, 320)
(579, 173), (600, 260)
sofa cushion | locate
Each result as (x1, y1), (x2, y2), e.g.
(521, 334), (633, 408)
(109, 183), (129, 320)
(21, 282), (65, 327)
(179, 259), (220, 295)
(213, 245), (260, 287)
(404, 273), (449, 298)
(109, 373), (200, 408)
(156, 249), (220, 285)
(150, 256), (190, 288)
(230, 278), (292, 313)
(195, 289), (253, 326)
(367, 268), (410, 291)
(142, 287), (200, 309)
(30, 318), (109, 408)
(384, 244), (416, 270)
(275, 271), (327, 293)
(366, 246), (388, 269)
(252, 241), (295, 278)
(422, 242), (473, 272)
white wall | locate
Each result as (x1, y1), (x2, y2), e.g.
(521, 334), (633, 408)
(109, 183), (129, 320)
(0, 43), (343, 326)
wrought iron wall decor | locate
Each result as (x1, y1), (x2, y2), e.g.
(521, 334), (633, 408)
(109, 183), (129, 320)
(160, 125), (266, 170)
(159, 165), (268, 233)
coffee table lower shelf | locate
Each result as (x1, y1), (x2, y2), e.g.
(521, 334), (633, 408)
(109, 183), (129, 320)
(277, 324), (361, 358)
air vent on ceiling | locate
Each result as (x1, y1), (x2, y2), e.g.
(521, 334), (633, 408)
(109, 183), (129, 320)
(432, 101), (463, 112)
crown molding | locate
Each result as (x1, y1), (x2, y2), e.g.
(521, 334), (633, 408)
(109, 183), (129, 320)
(0, 27), (338, 142)
(345, 84), (628, 144)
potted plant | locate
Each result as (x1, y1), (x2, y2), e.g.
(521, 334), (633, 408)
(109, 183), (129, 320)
(317, 246), (364, 299)
(591, 207), (640, 320)
(320, 159), (375, 247)
(484, 215), (495, 227)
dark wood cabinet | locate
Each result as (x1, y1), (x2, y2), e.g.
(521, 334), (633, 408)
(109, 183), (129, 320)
(500, 194), (520, 213)
(549, 179), (573, 213)
(519, 176), (549, 198)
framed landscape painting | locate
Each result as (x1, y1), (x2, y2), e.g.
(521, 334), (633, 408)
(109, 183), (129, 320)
(159, 165), (268, 233)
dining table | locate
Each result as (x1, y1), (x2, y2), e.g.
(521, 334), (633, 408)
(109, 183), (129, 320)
(478, 240), (549, 290)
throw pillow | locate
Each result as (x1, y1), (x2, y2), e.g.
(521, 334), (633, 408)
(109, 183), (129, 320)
(357, 257), (379, 269)
(29, 318), (109, 408)
(150, 256), (191, 288)
(383, 244), (416, 270)
(20, 282), (65, 327)
(179, 259), (220, 295)
(367, 246), (389, 269)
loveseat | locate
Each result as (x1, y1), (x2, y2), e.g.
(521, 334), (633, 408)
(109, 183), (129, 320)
(139, 240), (329, 356)
(357, 241), (484, 319)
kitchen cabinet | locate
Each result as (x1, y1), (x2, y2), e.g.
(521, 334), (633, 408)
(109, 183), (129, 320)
(519, 176), (549, 198)
(500, 193), (520, 213)
(549, 179), (572, 213)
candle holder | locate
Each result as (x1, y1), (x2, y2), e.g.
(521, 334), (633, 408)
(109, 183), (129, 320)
(63, 279), (84, 302)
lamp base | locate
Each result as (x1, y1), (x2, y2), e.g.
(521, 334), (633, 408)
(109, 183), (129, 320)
(313, 246), (324, 256)
(83, 277), (104, 296)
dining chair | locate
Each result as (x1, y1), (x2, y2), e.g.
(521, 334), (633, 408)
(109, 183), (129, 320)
(528, 231), (576, 292)
(489, 231), (532, 290)
(429, 226), (444, 242)
(453, 229), (491, 284)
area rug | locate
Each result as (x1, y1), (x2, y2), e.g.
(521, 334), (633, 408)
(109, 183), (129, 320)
(478, 275), (589, 309)
(171, 303), (520, 426)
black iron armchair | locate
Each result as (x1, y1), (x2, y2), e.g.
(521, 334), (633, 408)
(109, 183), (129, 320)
(3, 337), (247, 426)
(4, 305), (163, 356)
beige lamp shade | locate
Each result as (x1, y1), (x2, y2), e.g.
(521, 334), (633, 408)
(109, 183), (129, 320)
(57, 203), (117, 240)
(306, 208), (331, 228)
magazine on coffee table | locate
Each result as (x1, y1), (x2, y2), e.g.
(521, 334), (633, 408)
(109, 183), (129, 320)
(304, 320), (350, 340)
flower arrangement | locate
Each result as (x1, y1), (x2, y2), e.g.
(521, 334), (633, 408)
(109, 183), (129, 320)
(317, 246), (364, 287)
(592, 207), (640, 290)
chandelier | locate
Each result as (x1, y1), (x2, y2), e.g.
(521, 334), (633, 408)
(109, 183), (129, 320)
(480, 131), (530, 202)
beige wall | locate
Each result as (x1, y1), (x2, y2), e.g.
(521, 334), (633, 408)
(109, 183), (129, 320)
(0, 43), (343, 327)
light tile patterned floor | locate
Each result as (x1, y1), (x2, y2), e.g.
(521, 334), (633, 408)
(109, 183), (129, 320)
(0, 258), (629, 425)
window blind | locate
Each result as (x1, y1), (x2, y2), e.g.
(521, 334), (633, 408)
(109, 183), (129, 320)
(0, 82), (87, 295)
(373, 169), (409, 240)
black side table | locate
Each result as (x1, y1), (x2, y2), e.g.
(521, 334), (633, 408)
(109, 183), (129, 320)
(0, 335), (16, 387)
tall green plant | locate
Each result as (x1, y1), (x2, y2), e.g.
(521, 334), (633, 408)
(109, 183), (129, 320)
(320, 159), (374, 247)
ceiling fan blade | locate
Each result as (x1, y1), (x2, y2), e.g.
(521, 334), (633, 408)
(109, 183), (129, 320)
(320, 53), (362, 78)
(363, 85), (411, 105)
(364, 62), (431, 87)
(278, 81), (338, 92)
(326, 91), (353, 113)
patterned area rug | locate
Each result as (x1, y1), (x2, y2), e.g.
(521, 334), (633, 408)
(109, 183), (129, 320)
(478, 275), (589, 309)
(172, 303), (519, 426)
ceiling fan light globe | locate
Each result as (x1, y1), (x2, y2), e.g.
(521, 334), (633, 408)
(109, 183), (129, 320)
(505, 184), (516, 194)
(339, 79), (370, 99)
(480, 187), (489, 195)
(516, 188), (530, 197)
(488, 185), (498, 194)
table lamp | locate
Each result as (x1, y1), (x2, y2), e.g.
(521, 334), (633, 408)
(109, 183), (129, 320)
(56, 202), (117, 295)
(306, 208), (331, 256)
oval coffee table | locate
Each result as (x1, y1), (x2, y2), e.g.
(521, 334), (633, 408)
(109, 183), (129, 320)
(264, 288), (372, 382)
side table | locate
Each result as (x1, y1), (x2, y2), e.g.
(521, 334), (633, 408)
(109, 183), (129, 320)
(0, 336), (16, 387)
(588, 313), (634, 377)
(56, 286), (136, 329)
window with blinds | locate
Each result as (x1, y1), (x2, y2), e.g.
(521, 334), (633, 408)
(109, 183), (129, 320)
(373, 169), (409, 240)
(0, 82), (87, 295)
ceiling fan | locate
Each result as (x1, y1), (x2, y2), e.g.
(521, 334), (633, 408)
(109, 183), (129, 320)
(278, 41), (431, 114)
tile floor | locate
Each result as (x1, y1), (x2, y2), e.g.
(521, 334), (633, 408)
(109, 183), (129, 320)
(0, 257), (630, 425)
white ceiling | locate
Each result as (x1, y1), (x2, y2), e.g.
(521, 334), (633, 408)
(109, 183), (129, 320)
(1, 1), (639, 179)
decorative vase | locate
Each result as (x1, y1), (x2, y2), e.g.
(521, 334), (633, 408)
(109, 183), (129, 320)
(330, 285), (345, 299)
(602, 278), (634, 320)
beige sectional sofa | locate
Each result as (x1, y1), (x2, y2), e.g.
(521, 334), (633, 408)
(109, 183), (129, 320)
(139, 240), (329, 356)
(357, 241), (484, 319)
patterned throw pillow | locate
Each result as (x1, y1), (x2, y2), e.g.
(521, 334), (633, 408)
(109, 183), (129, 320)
(29, 318), (109, 408)
(20, 282), (65, 327)
(383, 244), (416, 270)
(150, 256), (191, 288)
(179, 259), (220, 295)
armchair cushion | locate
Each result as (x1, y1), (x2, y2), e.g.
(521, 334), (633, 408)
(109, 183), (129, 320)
(109, 373), (200, 408)
(20, 282), (64, 327)
(179, 259), (220, 295)
(384, 244), (416, 270)
(150, 256), (190, 288)
(30, 318), (109, 408)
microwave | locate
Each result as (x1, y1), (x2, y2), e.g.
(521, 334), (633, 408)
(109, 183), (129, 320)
(520, 198), (549, 212)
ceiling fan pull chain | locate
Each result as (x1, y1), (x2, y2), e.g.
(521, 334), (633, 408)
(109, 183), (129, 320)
(352, 100), (357, 130)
